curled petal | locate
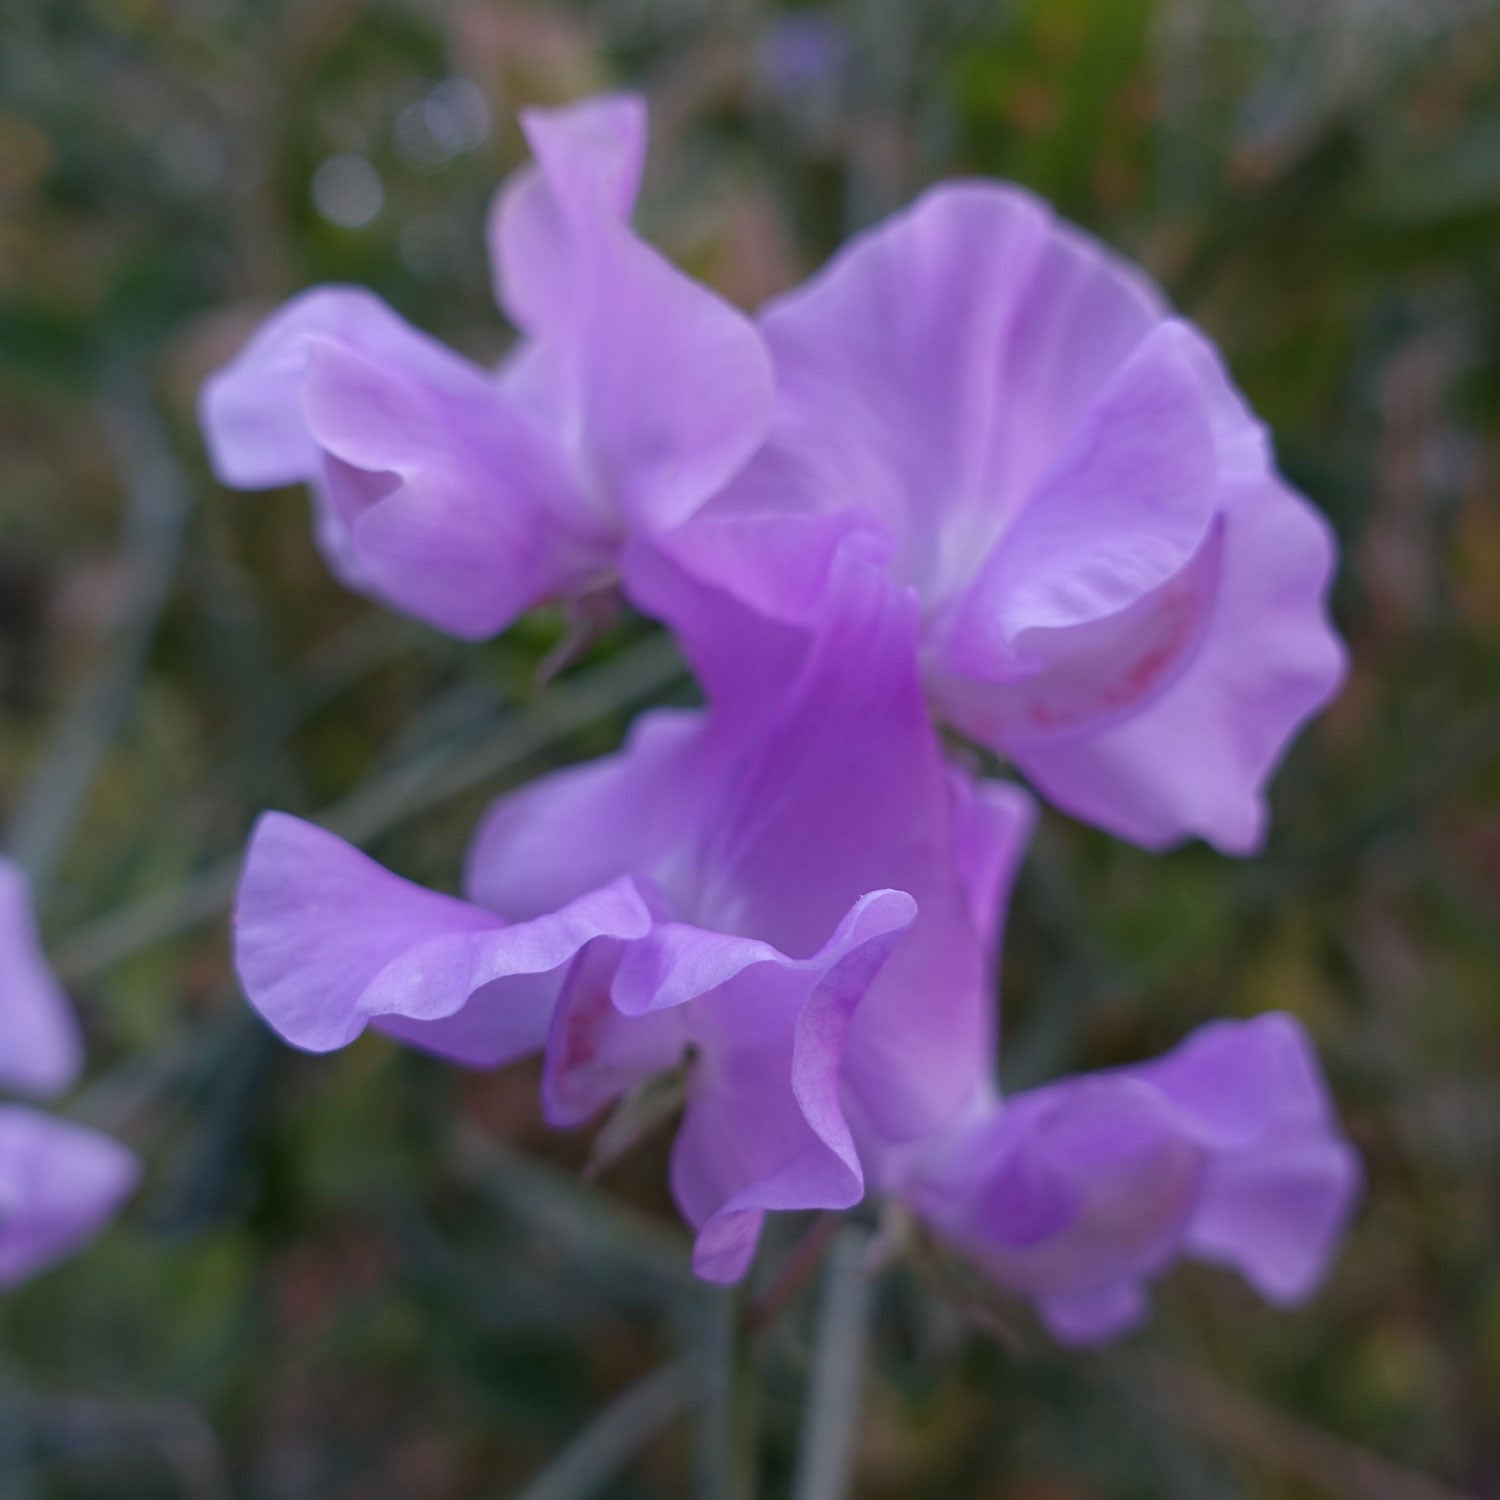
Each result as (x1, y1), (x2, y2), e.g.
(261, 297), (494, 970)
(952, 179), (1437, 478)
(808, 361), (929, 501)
(200, 287), (484, 491)
(0, 857), (83, 1099)
(490, 95), (774, 533)
(490, 93), (648, 335)
(537, 889), (917, 1282)
(610, 889), (917, 1019)
(0, 1106), (138, 1289)
(905, 1014), (1359, 1343)
(1010, 480), (1346, 852)
(234, 813), (652, 1065)
(302, 339), (602, 637)
(931, 521), (1225, 746)
(938, 321), (1222, 657)
(1143, 1013), (1362, 1303)
(928, 321), (1230, 742)
(657, 890), (918, 1282)
(202, 288), (600, 639)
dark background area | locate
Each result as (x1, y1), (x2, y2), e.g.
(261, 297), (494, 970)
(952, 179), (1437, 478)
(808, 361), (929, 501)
(1, 1), (1498, 1495)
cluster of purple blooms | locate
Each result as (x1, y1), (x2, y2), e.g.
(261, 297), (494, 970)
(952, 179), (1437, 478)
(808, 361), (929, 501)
(204, 94), (1362, 1341)
(0, 93), (1360, 1338)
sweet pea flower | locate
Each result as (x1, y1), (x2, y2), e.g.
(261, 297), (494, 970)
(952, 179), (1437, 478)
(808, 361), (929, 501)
(668, 181), (1346, 853)
(235, 546), (1033, 1279)
(899, 1013), (1360, 1344)
(208, 88), (1361, 1325)
(0, 856), (139, 1288)
(201, 94), (770, 640)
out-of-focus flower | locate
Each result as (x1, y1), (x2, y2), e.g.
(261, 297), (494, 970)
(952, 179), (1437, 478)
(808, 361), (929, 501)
(234, 546), (1032, 1280)
(898, 1013), (1360, 1343)
(754, 9), (850, 143)
(0, 1105), (139, 1290)
(671, 182), (1346, 853)
(200, 94), (771, 640)
(755, 11), (849, 101)
(0, 856), (138, 1288)
(0, 855), (83, 1097)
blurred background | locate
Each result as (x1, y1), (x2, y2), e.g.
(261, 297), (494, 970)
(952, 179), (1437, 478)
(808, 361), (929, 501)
(2, 0), (1499, 1495)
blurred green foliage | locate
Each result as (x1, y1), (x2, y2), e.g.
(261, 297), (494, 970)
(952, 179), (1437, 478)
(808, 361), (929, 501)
(2, 0), (1499, 1495)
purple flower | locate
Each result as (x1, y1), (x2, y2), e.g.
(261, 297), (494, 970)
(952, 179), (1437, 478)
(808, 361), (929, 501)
(210, 92), (1360, 1319)
(200, 94), (771, 640)
(234, 545), (1033, 1279)
(670, 182), (1346, 853)
(0, 1106), (140, 1291)
(898, 1014), (1360, 1343)
(0, 855), (83, 1098)
(0, 856), (138, 1287)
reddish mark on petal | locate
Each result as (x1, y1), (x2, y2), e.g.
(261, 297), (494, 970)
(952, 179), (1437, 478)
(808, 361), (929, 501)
(1021, 564), (1208, 734)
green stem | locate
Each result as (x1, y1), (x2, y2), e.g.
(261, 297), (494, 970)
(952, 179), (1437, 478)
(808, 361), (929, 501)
(512, 1358), (692, 1500)
(791, 1225), (876, 1500)
(696, 1285), (757, 1500)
